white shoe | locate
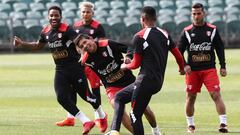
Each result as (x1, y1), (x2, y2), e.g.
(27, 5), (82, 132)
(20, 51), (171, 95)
(104, 130), (120, 135)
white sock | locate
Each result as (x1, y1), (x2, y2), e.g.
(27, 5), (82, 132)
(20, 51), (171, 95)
(219, 114), (227, 125)
(94, 105), (106, 119)
(75, 111), (91, 124)
(151, 125), (161, 135)
(67, 112), (75, 118)
(186, 116), (195, 126)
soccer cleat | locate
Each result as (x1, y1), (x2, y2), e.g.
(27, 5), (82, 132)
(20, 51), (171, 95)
(82, 121), (95, 135)
(104, 130), (120, 135)
(219, 123), (228, 133)
(95, 113), (108, 133)
(187, 125), (195, 133)
(55, 118), (75, 126)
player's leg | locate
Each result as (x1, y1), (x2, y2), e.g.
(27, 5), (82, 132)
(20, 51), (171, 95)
(106, 86), (134, 134)
(56, 85), (77, 126)
(54, 70), (94, 134)
(54, 70), (81, 117)
(185, 71), (201, 133)
(204, 68), (228, 133)
(108, 84), (134, 134)
(85, 66), (102, 104)
(130, 80), (153, 135)
(73, 69), (107, 133)
(185, 92), (197, 133)
(110, 97), (133, 134)
(144, 106), (161, 135)
(129, 74), (163, 135)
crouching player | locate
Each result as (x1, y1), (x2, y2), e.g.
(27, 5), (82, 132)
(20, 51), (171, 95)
(74, 34), (161, 135)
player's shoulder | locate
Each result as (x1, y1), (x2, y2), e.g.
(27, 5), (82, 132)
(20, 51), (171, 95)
(41, 24), (51, 34)
(91, 20), (101, 29)
(184, 24), (194, 31)
(58, 23), (69, 32)
(98, 39), (109, 47)
(156, 27), (169, 38)
(41, 23), (69, 34)
(73, 20), (83, 27)
(136, 28), (148, 38)
(206, 22), (216, 29)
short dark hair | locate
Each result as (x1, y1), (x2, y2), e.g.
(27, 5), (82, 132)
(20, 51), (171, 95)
(141, 6), (157, 21)
(74, 34), (90, 46)
(48, 6), (62, 16)
(192, 3), (204, 11)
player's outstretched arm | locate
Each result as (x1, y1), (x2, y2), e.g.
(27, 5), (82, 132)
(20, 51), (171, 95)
(13, 36), (45, 51)
(121, 53), (142, 70)
(170, 47), (185, 75)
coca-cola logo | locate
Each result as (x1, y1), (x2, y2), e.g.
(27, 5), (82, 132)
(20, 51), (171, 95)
(98, 60), (118, 75)
(189, 42), (211, 51)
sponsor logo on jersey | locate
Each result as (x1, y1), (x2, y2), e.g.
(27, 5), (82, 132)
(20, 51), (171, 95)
(52, 49), (68, 59)
(98, 60), (119, 75)
(106, 70), (125, 83)
(48, 40), (63, 48)
(189, 42), (211, 51)
(46, 36), (49, 39)
(90, 29), (94, 35)
(206, 31), (211, 36)
(102, 51), (108, 57)
(76, 29), (79, 33)
(78, 79), (82, 83)
(191, 33), (195, 37)
(58, 33), (62, 38)
(192, 53), (211, 62)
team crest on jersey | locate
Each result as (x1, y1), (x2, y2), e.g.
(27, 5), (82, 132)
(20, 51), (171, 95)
(58, 33), (62, 38)
(46, 36), (49, 39)
(206, 31), (211, 36)
(191, 33), (195, 37)
(102, 51), (108, 57)
(90, 29), (94, 35)
(76, 29), (79, 33)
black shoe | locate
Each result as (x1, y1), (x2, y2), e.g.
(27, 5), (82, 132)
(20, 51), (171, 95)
(187, 125), (195, 133)
(219, 123), (228, 133)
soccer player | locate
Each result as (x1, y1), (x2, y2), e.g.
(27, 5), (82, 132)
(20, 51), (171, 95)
(178, 3), (228, 133)
(107, 6), (185, 135)
(74, 34), (161, 135)
(13, 6), (107, 134)
(56, 1), (105, 127)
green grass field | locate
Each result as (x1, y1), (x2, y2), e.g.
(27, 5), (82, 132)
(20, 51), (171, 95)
(0, 49), (239, 135)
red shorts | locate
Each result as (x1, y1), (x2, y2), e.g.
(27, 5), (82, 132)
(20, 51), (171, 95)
(186, 68), (220, 93)
(106, 86), (124, 102)
(84, 66), (101, 88)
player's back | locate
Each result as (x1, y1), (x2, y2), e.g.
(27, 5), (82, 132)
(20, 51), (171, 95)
(137, 27), (171, 79)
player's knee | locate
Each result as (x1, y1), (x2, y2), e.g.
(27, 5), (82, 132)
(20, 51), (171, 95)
(56, 94), (68, 105)
(210, 91), (221, 102)
(115, 92), (124, 103)
(114, 94), (121, 103)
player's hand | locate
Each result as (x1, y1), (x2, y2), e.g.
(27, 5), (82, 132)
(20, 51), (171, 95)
(120, 63), (127, 70)
(75, 45), (83, 55)
(13, 36), (23, 48)
(184, 65), (191, 74)
(220, 68), (227, 77)
(179, 69), (186, 75)
(124, 57), (132, 64)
